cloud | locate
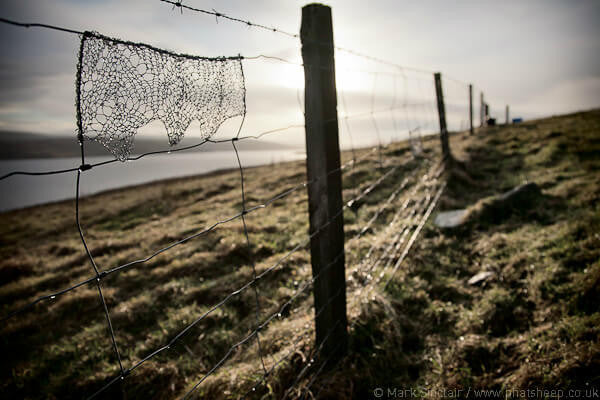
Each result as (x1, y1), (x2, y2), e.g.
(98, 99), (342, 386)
(1, 0), (599, 145)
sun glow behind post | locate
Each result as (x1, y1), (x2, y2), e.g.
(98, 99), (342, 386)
(274, 52), (372, 94)
(251, 50), (384, 149)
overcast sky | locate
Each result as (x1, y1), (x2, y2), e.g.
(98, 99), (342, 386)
(1, 0), (599, 149)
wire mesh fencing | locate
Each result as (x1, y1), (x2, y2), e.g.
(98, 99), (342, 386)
(0, 4), (481, 398)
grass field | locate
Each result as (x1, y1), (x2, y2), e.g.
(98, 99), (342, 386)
(1, 109), (599, 399)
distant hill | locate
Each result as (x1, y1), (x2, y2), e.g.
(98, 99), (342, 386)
(0, 131), (301, 159)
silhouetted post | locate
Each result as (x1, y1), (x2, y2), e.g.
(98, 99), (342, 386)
(300, 3), (347, 362)
(434, 72), (451, 160)
(469, 84), (474, 135)
(506, 105), (510, 125)
(480, 92), (485, 127)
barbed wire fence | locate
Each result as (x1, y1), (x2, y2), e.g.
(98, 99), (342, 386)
(0, 2), (492, 398)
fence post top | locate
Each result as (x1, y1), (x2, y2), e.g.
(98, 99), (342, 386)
(303, 3), (331, 11)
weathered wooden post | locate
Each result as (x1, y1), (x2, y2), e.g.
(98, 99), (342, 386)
(506, 105), (510, 125)
(434, 72), (451, 161)
(300, 3), (347, 362)
(480, 92), (485, 127)
(469, 84), (474, 135)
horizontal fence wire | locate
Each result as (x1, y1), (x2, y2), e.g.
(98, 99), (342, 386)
(0, 124), (304, 180)
(0, 146), (383, 322)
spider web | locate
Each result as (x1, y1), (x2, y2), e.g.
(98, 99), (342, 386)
(76, 32), (245, 161)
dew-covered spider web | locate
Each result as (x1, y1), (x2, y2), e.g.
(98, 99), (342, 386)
(76, 32), (245, 161)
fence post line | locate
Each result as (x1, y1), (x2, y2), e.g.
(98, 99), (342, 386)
(480, 92), (485, 127)
(469, 84), (474, 135)
(506, 105), (510, 125)
(300, 3), (348, 362)
(485, 103), (490, 123)
(434, 72), (451, 161)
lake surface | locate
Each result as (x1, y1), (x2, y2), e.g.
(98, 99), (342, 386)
(0, 150), (305, 212)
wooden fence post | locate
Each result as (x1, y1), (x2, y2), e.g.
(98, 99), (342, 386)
(480, 92), (485, 127)
(434, 72), (451, 160)
(300, 3), (347, 362)
(469, 84), (474, 135)
(506, 105), (510, 125)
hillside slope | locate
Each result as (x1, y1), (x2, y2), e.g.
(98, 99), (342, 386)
(322, 109), (600, 398)
(0, 110), (598, 399)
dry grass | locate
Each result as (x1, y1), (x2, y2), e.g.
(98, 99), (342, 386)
(1, 133), (442, 399)
(317, 110), (600, 398)
(1, 109), (599, 399)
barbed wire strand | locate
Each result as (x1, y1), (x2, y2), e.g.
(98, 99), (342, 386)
(158, 0), (299, 38)
(0, 15), (471, 85)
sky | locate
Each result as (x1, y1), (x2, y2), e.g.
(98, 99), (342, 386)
(1, 0), (599, 149)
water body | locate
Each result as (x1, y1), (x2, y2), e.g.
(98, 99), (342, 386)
(0, 150), (305, 212)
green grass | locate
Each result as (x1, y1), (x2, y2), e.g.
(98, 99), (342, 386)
(318, 110), (600, 398)
(1, 109), (599, 399)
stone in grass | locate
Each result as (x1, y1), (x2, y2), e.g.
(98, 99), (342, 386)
(439, 182), (542, 228)
(496, 182), (541, 206)
(473, 182), (542, 224)
(434, 209), (468, 228)
(467, 271), (495, 286)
